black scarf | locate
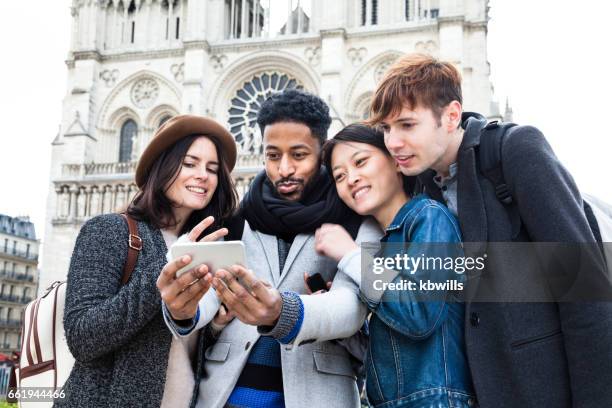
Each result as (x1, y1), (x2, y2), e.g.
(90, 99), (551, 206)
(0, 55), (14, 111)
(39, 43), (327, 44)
(240, 168), (361, 241)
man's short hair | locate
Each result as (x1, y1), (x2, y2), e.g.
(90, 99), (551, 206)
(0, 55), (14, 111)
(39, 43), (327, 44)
(367, 53), (463, 125)
(257, 88), (331, 146)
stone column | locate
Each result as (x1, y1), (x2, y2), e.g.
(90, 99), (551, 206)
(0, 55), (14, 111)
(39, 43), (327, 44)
(254, 0), (260, 37)
(264, 0), (270, 37)
(99, 4), (107, 50)
(168, 0), (174, 43)
(240, 0), (248, 38)
(69, 185), (79, 221)
(319, 28), (346, 135)
(230, 0), (236, 38)
(144, 0), (152, 48)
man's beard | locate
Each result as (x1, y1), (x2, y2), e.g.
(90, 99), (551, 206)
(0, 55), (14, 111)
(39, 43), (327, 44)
(273, 172), (320, 202)
(273, 177), (305, 200)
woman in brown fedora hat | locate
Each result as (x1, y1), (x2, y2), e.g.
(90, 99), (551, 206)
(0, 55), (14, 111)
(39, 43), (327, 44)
(58, 115), (238, 408)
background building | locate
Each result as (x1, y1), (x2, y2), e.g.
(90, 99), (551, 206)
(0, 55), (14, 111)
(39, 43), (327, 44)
(0, 215), (38, 355)
(42, 0), (506, 290)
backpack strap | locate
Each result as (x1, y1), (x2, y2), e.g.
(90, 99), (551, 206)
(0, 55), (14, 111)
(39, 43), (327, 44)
(121, 213), (142, 285)
(478, 121), (518, 205)
(478, 121), (525, 239)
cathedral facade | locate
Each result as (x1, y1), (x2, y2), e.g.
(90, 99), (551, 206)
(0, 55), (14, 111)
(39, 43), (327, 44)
(42, 0), (500, 290)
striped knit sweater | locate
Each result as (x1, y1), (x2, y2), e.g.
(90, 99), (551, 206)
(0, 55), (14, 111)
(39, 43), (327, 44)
(225, 237), (304, 408)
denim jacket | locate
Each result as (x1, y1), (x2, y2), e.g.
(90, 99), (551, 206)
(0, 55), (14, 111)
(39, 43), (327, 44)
(364, 194), (476, 408)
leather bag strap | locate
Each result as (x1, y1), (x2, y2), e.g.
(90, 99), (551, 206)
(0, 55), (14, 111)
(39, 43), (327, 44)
(120, 213), (142, 285)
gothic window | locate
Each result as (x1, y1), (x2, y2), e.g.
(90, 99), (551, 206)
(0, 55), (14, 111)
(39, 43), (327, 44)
(361, 0), (366, 25)
(228, 72), (302, 153)
(119, 119), (138, 163)
(176, 17), (180, 39)
(372, 0), (378, 25)
(405, 0), (410, 20)
(361, 0), (378, 26)
(225, 0), (269, 39)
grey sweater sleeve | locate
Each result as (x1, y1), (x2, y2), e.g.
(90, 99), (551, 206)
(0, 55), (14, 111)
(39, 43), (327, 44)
(63, 214), (162, 362)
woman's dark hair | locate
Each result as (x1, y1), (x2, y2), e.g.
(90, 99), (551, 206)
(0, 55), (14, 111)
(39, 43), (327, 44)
(128, 134), (238, 237)
(322, 123), (416, 195)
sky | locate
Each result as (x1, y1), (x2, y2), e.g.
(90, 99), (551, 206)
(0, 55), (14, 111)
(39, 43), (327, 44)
(0, 0), (611, 251)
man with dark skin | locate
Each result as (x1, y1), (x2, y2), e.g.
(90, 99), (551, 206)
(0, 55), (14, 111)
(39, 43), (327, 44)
(159, 89), (379, 408)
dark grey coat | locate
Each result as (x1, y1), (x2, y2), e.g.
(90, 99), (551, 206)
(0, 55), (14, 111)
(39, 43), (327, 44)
(419, 114), (612, 408)
(55, 214), (173, 407)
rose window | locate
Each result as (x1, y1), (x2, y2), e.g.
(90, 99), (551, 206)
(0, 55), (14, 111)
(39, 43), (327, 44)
(131, 78), (160, 109)
(228, 72), (302, 154)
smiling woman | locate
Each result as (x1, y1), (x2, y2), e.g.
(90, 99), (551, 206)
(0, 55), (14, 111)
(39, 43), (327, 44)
(319, 123), (475, 408)
(58, 115), (239, 407)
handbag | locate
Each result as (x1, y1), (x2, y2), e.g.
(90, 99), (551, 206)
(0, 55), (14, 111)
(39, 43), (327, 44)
(8, 214), (141, 406)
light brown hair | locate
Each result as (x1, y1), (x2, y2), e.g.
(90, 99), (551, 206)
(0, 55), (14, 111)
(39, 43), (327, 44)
(367, 53), (462, 126)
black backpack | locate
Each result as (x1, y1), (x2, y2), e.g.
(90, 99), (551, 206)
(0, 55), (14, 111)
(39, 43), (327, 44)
(478, 120), (609, 246)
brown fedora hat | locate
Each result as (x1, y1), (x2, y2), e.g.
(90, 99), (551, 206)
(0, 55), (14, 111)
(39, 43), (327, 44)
(135, 114), (237, 187)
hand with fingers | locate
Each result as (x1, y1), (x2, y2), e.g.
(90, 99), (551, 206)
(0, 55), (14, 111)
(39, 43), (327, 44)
(157, 255), (212, 320)
(314, 223), (359, 262)
(212, 265), (282, 327)
(186, 215), (229, 243)
(156, 216), (228, 321)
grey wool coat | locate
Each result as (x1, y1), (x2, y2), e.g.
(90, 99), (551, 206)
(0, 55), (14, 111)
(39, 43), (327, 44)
(54, 214), (173, 407)
(167, 219), (383, 408)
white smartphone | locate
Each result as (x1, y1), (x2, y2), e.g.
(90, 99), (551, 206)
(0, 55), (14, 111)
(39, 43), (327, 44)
(170, 240), (247, 278)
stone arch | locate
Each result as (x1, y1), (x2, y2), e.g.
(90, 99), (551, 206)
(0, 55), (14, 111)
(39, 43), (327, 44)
(344, 50), (403, 116)
(348, 91), (374, 122)
(96, 70), (180, 162)
(96, 70), (181, 130)
(208, 50), (319, 124)
(146, 104), (180, 130)
(108, 106), (141, 130)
